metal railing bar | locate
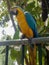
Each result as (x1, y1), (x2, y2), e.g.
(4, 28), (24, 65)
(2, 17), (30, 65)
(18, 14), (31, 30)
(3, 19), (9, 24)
(5, 46), (9, 65)
(0, 37), (49, 46)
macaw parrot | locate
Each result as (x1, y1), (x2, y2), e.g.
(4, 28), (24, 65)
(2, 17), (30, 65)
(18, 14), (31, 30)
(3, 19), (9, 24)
(10, 6), (42, 65)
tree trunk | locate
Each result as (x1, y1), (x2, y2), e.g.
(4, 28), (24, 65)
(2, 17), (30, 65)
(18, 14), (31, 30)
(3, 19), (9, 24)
(5, 0), (17, 32)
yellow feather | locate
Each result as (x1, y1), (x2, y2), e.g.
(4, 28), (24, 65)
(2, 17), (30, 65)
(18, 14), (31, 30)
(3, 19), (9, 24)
(16, 8), (34, 38)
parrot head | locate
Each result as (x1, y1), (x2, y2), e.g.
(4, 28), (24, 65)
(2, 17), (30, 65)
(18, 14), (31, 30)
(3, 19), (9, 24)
(10, 6), (24, 16)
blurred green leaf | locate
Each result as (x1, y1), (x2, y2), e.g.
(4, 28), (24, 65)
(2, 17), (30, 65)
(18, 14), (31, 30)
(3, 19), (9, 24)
(10, 48), (22, 65)
(13, 28), (19, 39)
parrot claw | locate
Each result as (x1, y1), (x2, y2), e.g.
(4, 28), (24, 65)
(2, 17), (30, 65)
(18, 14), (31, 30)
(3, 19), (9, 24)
(28, 38), (34, 49)
(28, 37), (33, 43)
(20, 34), (26, 39)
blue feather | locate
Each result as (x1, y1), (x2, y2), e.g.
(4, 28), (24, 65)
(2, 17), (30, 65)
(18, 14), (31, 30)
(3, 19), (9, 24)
(24, 12), (38, 37)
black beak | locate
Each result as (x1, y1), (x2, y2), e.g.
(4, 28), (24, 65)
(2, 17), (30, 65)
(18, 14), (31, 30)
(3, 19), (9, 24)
(10, 10), (18, 15)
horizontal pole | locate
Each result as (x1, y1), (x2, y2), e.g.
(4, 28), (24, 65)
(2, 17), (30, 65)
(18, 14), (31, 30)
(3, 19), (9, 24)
(0, 37), (49, 46)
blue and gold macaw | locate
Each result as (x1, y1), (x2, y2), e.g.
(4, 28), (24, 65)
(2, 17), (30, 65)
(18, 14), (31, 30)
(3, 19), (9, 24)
(10, 6), (42, 65)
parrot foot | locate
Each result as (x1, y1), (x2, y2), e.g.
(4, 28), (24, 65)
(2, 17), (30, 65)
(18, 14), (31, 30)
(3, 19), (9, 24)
(28, 38), (34, 49)
(28, 37), (33, 44)
(20, 34), (26, 39)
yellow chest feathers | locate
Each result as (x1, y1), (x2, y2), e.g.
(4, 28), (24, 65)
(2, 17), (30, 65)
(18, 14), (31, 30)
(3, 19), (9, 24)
(16, 12), (34, 38)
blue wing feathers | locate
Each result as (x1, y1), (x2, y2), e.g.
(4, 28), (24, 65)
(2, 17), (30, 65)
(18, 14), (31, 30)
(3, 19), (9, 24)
(24, 12), (38, 37)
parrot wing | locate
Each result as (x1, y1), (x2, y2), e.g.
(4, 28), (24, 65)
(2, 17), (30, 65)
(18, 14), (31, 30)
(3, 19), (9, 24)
(24, 12), (38, 37)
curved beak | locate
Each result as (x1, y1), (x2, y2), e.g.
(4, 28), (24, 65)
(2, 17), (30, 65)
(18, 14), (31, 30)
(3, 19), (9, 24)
(10, 8), (18, 15)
